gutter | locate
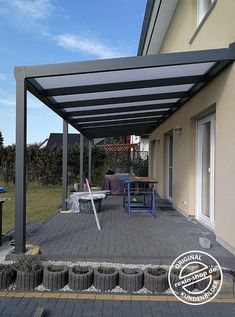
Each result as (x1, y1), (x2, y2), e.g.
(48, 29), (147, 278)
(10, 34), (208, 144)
(137, 0), (157, 56)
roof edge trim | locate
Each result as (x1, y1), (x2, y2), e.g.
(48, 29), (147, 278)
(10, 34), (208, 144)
(137, 0), (156, 56)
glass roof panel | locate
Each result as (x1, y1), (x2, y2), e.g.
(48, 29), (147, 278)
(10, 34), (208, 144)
(34, 62), (215, 89)
(53, 84), (193, 103)
(63, 98), (179, 112)
(84, 120), (159, 129)
(72, 108), (169, 119)
(77, 114), (163, 124)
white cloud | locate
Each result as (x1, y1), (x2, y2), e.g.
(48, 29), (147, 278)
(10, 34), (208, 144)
(9, 0), (53, 20)
(0, 94), (43, 110)
(0, 73), (8, 81)
(56, 33), (124, 59)
(0, 97), (15, 107)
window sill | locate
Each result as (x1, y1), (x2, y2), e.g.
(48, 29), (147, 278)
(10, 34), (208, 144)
(189, 0), (217, 45)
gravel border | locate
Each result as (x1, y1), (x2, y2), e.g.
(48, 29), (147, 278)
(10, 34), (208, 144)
(0, 241), (232, 295)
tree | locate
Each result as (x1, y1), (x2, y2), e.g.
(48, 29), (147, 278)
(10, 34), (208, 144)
(0, 131), (4, 174)
(0, 131), (3, 148)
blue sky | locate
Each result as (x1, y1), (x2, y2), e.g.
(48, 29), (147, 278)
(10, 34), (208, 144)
(0, 0), (146, 145)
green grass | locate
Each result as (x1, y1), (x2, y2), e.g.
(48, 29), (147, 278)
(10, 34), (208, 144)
(1, 185), (62, 234)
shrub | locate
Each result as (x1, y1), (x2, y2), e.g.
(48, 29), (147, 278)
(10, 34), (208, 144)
(13, 256), (42, 272)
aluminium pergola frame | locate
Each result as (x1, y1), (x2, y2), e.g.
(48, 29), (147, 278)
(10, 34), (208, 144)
(14, 43), (235, 253)
(15, 80), (92, 253)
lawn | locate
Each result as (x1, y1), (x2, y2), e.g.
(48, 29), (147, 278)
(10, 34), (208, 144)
(1, 185), (61, 233)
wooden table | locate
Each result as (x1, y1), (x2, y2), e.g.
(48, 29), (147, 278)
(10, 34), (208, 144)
(128, 176), (159, 183)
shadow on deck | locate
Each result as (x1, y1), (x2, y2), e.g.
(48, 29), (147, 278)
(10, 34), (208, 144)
(26, 196), (235, 268)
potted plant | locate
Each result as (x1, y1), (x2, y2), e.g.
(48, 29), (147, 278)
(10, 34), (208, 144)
(144, 267), (169, 292)
(119, 268), (144, 293)
(0, 264), (16, 290)
(43, 265), (68, 290)
(14, 256), (43, 290)
(93, 266), (118, 291)
(194, 265), (221, 291)
(68, 266), (93, 291)
(169, 267), (194, 292)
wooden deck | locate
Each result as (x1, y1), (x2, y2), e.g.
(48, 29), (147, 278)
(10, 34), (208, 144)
(26, 196), (235, 268)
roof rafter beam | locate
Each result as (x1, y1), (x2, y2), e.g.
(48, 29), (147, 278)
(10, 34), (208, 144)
(85, 128), (151, 138)
(25, 80), (90, 140)
(84, 120), (158, 129)
(82, 126), (150, 134)
(152, 60), (233, 130)
(78, 117), (161, 127)
(66, 109), (169, 118)
(64, 102), (176, 117)
(57, 91), (187, 109)
(71, 111), (166, 123)
(43, 75), (206, 96)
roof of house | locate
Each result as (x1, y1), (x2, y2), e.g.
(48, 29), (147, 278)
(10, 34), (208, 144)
(45, 133), (85, 148)
(137, 0), (178, 55)
(44, 133), (105, 148)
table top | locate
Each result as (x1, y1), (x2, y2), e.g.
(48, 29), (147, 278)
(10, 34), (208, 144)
(128, 176), (159, 183)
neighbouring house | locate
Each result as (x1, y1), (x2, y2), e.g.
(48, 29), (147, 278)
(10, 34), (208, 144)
(39, 133), (141, 151)
(39, 133), (103, 149)
(130, 135), (149, 152)
(138, 0), (235, 254)
(96, 135), (138, 152)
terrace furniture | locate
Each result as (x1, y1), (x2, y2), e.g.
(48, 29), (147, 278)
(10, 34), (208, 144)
(121, 176), (158, 218)
(0, 198), (9, 246)
(102, 173), (129, 195)
(67, 190), (110, 213)
(0, 187), (6, 193)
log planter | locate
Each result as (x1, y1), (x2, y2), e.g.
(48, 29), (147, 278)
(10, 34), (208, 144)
(169, 268), (194, 292)
(43, 265), (68, 291)
(119, 268), (144, 293)
(144, 267), (169, 293)
(194, 266), (221, 291)
(94, 266), (119, 291)
(16, 268), (43, 290)
(68, 266), (93, 291)
(14, 256), (43, 290)
(0, 264), (16, 290)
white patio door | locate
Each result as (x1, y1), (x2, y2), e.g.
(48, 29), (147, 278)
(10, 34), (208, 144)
(197, 113), (215, 229)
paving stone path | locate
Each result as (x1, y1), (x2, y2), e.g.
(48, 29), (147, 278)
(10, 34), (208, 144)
(25, 196), (235, 268)
(0, 295), (235, 317)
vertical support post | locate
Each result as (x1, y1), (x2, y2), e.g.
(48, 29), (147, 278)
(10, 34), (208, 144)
(0, 201), (3, 246)
(15, 78), (27, 253)
(79, 133), (84, 191)
(62, 120), (68, 210)
(88, 140), (92, 183)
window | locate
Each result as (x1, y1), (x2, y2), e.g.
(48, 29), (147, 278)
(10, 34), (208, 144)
(197, 0), (215, 25)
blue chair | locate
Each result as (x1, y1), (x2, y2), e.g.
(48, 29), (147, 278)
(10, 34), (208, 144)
(0, 187), (6, 193)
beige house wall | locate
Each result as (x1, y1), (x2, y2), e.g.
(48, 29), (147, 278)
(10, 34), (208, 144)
(159, 0), (235, 53)
(149, 63), (235, 251)
(147, 0), (235, 252)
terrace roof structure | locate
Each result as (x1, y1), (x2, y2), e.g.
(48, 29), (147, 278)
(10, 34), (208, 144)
(14, 43), (235, 254)
(15, 43), (235, 139)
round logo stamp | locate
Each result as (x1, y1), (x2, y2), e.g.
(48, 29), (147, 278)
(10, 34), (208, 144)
(168, 250), (223, 305)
